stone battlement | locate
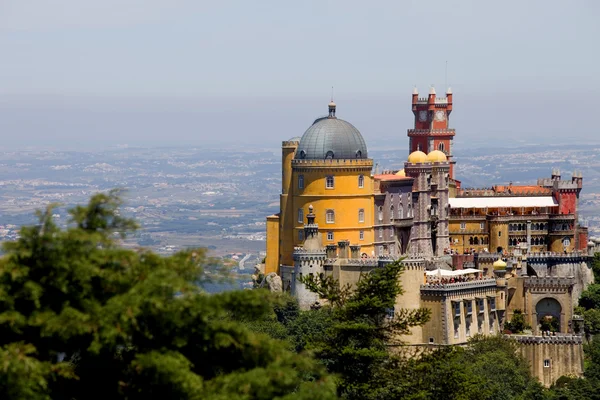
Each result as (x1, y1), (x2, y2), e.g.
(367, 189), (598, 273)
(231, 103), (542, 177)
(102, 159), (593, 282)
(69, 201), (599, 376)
(511, 335), (583, 345)
(526, 252), (586, 262)
(458, 190), (551, 197)
(523, 276), (575, 288)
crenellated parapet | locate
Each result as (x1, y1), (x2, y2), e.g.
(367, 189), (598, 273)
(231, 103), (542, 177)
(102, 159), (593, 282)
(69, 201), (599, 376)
(523, 276), (575, 289)
(526, 252), (587, 264)
(511, 335), (583, 345)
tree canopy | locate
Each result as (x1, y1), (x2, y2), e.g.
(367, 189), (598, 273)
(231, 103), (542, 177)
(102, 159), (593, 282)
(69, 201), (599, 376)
(0, 191), (335, 399)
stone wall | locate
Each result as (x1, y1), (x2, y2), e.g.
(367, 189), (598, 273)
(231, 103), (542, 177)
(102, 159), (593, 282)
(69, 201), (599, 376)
(527, 255), (594, 304)
(514, 335), (583, 387)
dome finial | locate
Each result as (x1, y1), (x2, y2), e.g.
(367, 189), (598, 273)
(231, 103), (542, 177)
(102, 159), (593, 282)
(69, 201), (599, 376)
(328, 87), (336, 118)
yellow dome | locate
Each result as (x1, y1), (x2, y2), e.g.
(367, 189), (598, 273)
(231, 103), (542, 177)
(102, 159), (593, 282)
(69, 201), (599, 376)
(427, 150), (447, 162)
(493, 257), (507, 270)
(395, 169), (406, 177)
(408, 150), (428, 164)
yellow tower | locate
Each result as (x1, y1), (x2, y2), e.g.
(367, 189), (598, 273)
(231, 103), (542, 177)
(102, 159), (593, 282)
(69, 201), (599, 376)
(268, 101), (375, 271)
(265, 137), (299, 275)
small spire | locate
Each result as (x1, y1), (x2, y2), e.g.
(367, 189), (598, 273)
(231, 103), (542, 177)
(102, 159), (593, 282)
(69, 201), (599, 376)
(446, 86), (452, 94)
(328, 96), (336, 118)
(413, 86), (418, 95)
(429, 85), (436, 95)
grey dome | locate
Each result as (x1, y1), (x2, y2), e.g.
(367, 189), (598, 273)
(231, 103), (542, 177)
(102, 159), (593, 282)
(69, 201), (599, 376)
(295, 116), (368, 160)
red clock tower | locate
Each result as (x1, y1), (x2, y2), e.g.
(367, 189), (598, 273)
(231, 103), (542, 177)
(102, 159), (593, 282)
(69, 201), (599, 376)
(409, 86), (456, 178)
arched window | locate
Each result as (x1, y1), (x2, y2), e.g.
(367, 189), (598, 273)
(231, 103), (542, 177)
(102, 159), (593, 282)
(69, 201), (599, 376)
(298, 175), (304, 189)
(398, 203), (403, 219)
(326, 209), (335, 223)
(358, 175), (364, 188)
(408, 203), (412, 217)
(390, 205), (394, 219)
(469, 237), (474, 245)
(298, 208), (303, 223)
(474, 237), (479, 245)
(438, 142), (445, 152)
(355, 150), (362, 158)
(358, 209), (365, 223)
(325, 151), (334, 159)
(326, 175), (334, 189)
(378, 206), (383, 222)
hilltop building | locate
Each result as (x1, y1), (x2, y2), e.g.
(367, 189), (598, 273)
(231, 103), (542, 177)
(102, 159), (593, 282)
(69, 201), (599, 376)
(263, 88), (594, 386)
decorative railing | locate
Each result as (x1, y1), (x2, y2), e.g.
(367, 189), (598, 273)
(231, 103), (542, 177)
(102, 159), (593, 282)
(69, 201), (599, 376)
(407, 129), (455, 136)
(292, 159), (373, 167)
(420, 279), (497, 292)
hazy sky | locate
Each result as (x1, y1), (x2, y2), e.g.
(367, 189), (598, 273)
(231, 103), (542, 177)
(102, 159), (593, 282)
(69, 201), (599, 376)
(0, 0), (598, 150)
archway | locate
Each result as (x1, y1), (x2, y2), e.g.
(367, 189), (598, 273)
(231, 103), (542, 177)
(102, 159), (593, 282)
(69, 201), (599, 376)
(536, 298), (562, 333)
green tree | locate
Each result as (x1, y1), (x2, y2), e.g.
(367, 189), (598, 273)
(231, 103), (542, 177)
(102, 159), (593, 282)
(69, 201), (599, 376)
(390, 335), (545, 400)
(504, 309), (531, 334)
(0, 191), (336, 399)
(300, 260), (430, 399)
(580, 284), (600, 311)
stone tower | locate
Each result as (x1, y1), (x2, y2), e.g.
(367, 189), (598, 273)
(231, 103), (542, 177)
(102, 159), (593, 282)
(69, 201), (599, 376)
(405, 151), (451, 258)
(409, 86), (456, 178)
(292, 205), (326, 310)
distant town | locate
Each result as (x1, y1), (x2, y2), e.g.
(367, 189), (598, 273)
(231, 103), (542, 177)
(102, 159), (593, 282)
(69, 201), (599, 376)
(1, 143), (599, 261)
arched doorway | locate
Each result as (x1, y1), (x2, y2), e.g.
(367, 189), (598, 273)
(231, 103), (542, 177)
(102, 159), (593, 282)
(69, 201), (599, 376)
(536, 298), (562, 333)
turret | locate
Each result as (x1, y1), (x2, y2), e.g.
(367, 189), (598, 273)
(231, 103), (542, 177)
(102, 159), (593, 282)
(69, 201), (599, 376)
(572, 170), (583, 189)
(292, 205), (326, 310)
(412, 87), (419, 109)
(551, 168), (561, 181)
(428, 85), (436, 111)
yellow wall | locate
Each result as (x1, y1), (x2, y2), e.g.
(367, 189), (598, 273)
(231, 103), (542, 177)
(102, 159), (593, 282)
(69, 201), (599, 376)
(278, 142), (299, 269)
(286, 160), (375, 259)
(550, 236), (575, 253)
(265, 215), (280, 274)
(449, 220), (489, 253)
(490, 222), (509, 252)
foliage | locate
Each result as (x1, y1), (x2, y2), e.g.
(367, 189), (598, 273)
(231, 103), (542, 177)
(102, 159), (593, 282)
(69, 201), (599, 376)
(540, 315), (560, 333)
(591, 253), (600, 282)
(0, 192), (336, 399)
(577, 308), (600, 338)
(580, 284), (600, 311)
(300, 260), (431, 399)
(504, 309), (531, 334)
(390, 335), (545, 400)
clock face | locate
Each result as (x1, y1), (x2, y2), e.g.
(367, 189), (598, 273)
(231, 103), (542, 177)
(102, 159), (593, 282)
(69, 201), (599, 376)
(435, 110), (446, 121)
(418, 110), (428, 122)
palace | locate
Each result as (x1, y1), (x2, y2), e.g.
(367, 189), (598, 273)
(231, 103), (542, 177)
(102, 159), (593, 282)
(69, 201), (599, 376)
(263, 87), (595, 386)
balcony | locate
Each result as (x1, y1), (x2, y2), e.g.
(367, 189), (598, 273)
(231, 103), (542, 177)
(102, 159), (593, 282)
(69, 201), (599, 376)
(407, 128), (456, 136)
(420, 279), (497, 295)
